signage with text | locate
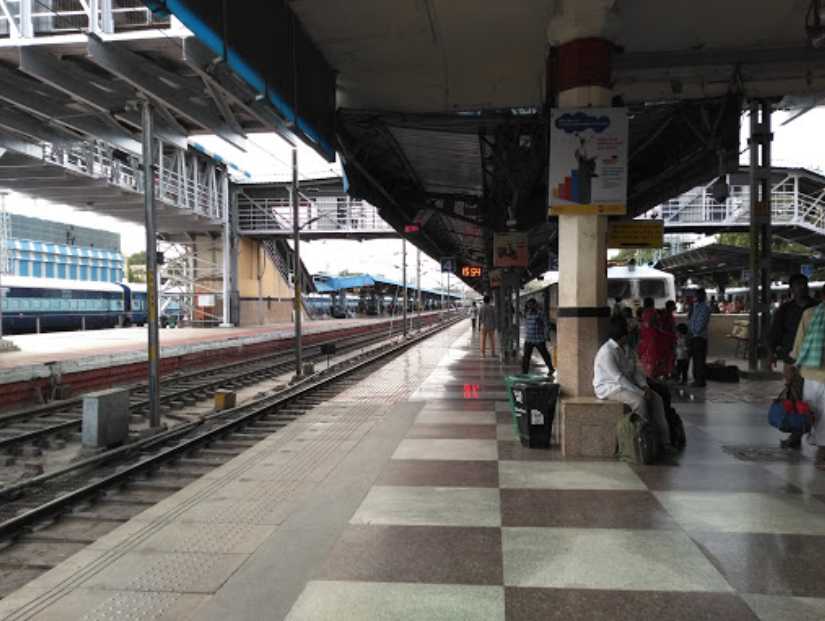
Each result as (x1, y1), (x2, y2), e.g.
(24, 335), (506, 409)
(440, 257), (456, 273)
(607, 220), (664, 249)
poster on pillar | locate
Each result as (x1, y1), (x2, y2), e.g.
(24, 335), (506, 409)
(548, 107), (628, 216)
(493, 232), (528, 267)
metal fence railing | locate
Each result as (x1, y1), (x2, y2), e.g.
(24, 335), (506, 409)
(39, 142), (226, 223)
(658, 172), (825, 237)
(0, 0), (171, 39)
(237, 196), (394, 235)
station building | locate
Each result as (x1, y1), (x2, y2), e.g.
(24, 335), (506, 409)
(6, 214), (124, 284)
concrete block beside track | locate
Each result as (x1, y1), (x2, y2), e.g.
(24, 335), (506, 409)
(82, 388), (130, 448)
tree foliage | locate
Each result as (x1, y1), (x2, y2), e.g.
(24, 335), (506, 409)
(717, 233), (808, 255)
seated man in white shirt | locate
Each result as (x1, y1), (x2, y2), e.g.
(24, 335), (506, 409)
(593, 316), (671, 448)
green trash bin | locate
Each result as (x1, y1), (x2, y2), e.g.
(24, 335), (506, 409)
(505, 374), (553, 439)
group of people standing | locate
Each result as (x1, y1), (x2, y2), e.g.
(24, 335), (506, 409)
(616, 288), (711, 388)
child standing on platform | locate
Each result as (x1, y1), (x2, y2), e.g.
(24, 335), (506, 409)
(674, 323), (690, 384)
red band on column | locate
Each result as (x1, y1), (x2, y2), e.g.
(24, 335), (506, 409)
(556, 38), (611, 92)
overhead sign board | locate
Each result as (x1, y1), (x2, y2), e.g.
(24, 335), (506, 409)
(607, 220), (664, 249)
(460, 265), (483, 278)
(549, 107), (628, 216)
(440, 257), (456, 273)
(493, 232), (528, 267)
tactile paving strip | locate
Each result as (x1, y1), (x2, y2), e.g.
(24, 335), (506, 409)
(78, 591), (183, 621)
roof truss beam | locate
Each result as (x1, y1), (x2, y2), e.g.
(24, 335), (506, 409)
(0, 65), (141, 153)
(18, 47), (188, 150)
(87, 36), (246, 150)
(181, 38), (295, 146)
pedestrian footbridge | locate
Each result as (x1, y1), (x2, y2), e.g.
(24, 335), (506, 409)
(656, 167), (825, 254)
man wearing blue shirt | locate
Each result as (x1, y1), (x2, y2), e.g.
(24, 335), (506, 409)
(521, 299), (554, 375)
(689, 288), (711, 387)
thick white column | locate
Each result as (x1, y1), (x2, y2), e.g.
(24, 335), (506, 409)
(549, 1), (617, 397)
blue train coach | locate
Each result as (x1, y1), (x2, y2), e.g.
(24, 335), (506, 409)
(0, 276), (148, 334)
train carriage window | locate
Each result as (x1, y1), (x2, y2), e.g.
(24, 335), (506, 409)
(607, 279), (632, 300)
(639, 279), (667, 299)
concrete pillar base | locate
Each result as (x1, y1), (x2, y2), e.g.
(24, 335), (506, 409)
(560, 396), (624, 458)
(555, 316), (607, 397)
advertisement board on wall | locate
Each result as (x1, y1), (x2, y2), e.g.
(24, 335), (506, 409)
(548, 107), (628, 216)
(493, 232), (528, 267)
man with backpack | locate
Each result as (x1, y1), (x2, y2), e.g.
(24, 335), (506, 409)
(593, 316), (671, 450)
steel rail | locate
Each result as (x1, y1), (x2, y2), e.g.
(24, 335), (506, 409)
(0, 313), (462, 540)
(0, 316), (441, 449)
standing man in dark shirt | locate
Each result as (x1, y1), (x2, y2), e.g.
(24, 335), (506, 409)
(688, 288), (711, 387)
(769, 274), (819, 449)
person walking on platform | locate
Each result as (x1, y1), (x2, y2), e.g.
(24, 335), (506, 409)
(478, 294), (497, 357)
(787, 295), (825, 468)
(769, 274), (818, 449)
(689, 288), (711, 387)
(470, 301), (479, 332)
(521, 299), (555, 375)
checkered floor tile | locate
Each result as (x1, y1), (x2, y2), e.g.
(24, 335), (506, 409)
(284, 329), (825, 621)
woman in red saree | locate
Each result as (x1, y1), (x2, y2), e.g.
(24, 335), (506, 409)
(658, 300), (678, 378)
(638, 297), (675, 379)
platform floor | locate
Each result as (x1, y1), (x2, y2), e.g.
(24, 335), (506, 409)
(3, 325), (825, 620)
(0, 315), (426, 369)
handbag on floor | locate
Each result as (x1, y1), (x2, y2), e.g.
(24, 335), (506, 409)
(616, 413), (660, 465)
(768, 378), (813, 434)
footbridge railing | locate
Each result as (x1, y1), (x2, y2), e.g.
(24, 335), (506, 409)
(237, 195), (397, 238)
(655, 169), (825, 239)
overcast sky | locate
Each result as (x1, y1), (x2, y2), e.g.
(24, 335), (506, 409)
(3, 108), (823, 289)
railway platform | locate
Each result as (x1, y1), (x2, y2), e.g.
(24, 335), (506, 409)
(0, 313), (444, 411)
(1, 323), (824, 620)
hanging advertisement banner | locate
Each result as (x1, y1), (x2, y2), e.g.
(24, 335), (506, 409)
(548, 107), (628, 216)
(493, 232), (528, 267)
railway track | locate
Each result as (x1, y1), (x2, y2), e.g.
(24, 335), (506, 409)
(0, 315), (437, 455)
(0, 314), (463, 597)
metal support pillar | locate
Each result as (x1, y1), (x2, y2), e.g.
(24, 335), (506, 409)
(402, 238), (408, 337)
(0, 192), (5, 343)
(142, 100), (161, 428)
(220, 173), (232, 327)
(19, 0), (33, 38)
(748, 100), (772, 372)
(291, 147), (303, 377)
(416, 247), (422, 329)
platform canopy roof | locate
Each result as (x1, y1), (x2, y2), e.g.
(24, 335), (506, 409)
(313, 273), (460, 298)
(154, 1), (825, 290)
(655, 243), (825, 283)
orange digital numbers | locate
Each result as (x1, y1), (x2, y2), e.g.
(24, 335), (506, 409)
(461, 266), (483, 278)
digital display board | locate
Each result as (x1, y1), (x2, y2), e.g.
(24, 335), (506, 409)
(461, 265), (483, 278)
